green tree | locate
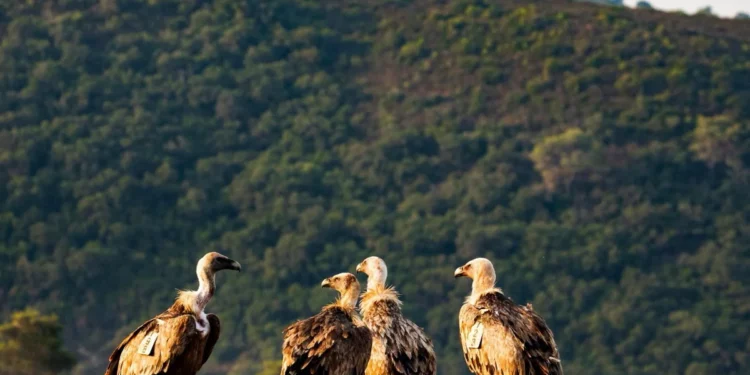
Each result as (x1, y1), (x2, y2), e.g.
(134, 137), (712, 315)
(636, 1), (653, 9)
(0, 1), (749, 374)
(696, 6), (714, 16)
(0, 309), (75, 375)
(690, 115), (750, 170)
(530, 128), (606, 192)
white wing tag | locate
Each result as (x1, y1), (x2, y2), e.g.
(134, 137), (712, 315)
(466, 322), (484, 349)
(137, 332), (159, 356)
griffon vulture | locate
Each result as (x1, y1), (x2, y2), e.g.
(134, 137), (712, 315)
(454, 258), (563, 375)
(104, 252), (241, 375)
(280, 272), (372, 375)
(355, 256), (437, 375)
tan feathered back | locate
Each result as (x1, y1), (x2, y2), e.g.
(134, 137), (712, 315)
(104, 305), (221, 375)
(280, 272), (373, 375)
(281, 305), (372, 375)
(455, 258), (563, 375)
(103, 252), (239, 375)
(458, 292), (562, 375)
(359, 286), (437, 375)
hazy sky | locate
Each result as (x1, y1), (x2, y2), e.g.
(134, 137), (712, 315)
(622, 0), (749, 18)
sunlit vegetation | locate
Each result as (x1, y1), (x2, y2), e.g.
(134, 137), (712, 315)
(1, 0), (749, 374)
(0, 309), (75, 375)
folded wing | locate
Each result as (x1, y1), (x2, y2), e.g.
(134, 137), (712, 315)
(459, 292), (562, 375)
(281, 306), (372, 375)
(104, 310), (217, 375)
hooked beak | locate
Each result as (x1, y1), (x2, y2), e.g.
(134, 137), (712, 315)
(228, 258), (242, 272)
(454, 266), (466, 278)
(321, 278), (331, 288)
(355, 262), (364, 273)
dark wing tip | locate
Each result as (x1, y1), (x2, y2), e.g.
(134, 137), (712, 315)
(203, 314), (222, 365)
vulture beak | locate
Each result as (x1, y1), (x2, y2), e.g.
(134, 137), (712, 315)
(454, 266), (466, 278)
(229, 259), (242, 272)
(222, 257), (241, 272)
(321, 278), (331, 288)
(355, 262), (364, 273)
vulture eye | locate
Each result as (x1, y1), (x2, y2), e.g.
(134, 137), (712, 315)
(465, 264), (472, 270)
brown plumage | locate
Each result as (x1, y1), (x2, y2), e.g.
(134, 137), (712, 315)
(281, 272), (373, 375)
(356, 256), (437, 375)
(104, 252), (241, 375)
(454, 258), (563, 375)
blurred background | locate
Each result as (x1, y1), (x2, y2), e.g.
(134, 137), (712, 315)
(1, 0), (749, 374)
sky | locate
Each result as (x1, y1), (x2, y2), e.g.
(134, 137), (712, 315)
(623, 0), (750, 18)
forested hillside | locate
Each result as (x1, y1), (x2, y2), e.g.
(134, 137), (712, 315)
(1, 0), (749, 374)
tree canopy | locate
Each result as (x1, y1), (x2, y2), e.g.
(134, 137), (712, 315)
(1, 0), (749, 374)
(636, 1), (653, 9)
(0, 309), (75, 375)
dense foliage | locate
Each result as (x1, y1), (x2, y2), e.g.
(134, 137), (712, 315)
(0, 309), (75, 375)
(1, 0), (749, 374)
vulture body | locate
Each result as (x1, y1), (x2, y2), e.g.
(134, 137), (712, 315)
(104, 252), (241, 375)
(454, 258), (563, 375)
(356, 256), (437, 375)
(281, 273), (372, 375)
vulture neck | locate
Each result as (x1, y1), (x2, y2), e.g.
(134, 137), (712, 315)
(195, 265), (216, 312)
(178, 262), (216, 315)
(335, 287), (359, 311)
(468, 272), (498, 305)
(366, 269), (387, 292)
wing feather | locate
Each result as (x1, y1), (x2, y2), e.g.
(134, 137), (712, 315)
(459, 292), (563, 375)
(377, 299), (436, 375)
(104, 319), (158, 375)
(384, 317), (436, 375)
(281, 307), (372, 375)
(202, 314), (221, 365)
(459, 302), (524, 375)
(104, 312), (202, 375)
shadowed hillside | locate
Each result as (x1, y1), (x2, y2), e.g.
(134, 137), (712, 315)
(1, 0), (749, 374)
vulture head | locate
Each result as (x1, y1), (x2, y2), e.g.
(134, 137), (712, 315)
(454, 258), (497, 295)
(322, 272), (360, 310)
(198, 252), (242, 275)
(356, 256), (388, 290)
(179, 252), (241, 314)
